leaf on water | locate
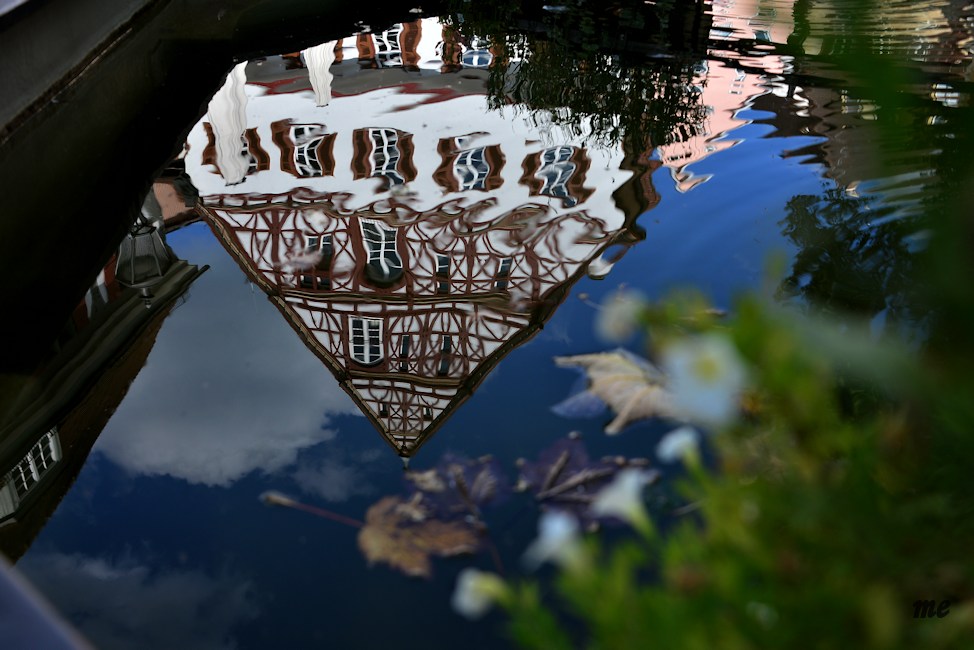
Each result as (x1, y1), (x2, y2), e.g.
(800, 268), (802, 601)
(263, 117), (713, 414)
(550, 381), (609, 419)
(394, 492), (431, 522)
(404, 454), (508, 523)
(471, 467), (501, 503)
(553, 348), (676, 433)
(406, 468), (447, 494)
(357, 496), (480, 579)
(515, 434), (656, 526)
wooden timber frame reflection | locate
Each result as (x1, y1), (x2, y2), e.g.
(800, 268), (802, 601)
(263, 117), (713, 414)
(186, 15), (665, 459)
(201, 192), (649, 459)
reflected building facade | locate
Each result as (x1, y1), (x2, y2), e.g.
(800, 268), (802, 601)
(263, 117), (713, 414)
(0, 185), (205, 559)
(655, 0), (800, 191)
(184, 18), (662, 458)
(657, 0), (973, 195)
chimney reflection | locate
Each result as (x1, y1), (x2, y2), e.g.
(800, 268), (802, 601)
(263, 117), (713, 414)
(185, 19), (663, 458)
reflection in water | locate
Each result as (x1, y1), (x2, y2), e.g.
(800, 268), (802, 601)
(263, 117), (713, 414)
(697, 0), (973, 330)
(184, 18), (663, 458)
(18, 551), (256, 650)
(180, 4), (974, 455)
(5, 2), (972, 647)
(0, 186), (205, 560)
(89, 233), (365, 489)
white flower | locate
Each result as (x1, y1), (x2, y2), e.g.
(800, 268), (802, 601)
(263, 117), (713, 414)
(590, 468), (654, 530)
(521, 510), (584, 571)
(661, 333), (747, 428)
(656, 426), (701, 463)
(595, 289), (647, 343)
(451, 568), (507, 620)
(746, 601), (778, 628)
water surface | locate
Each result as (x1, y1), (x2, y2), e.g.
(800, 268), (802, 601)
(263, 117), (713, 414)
(4, 2), (972, 647)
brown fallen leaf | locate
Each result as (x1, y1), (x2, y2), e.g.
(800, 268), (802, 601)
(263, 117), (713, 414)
(553, 349), (676, 433)
(357, 496), (480, 579)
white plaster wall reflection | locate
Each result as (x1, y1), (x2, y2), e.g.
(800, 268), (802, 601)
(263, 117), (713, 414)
(186, 84), (630, 231)
(206, 62), (251, 185)
(303, 40), (338, 107)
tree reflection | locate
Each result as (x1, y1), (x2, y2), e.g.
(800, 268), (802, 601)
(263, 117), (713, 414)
(446, 0), (711, 150)
(776, 189), (919, 330)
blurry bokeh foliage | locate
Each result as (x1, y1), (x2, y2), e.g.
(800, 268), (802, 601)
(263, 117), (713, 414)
(443, 0), (974, 647)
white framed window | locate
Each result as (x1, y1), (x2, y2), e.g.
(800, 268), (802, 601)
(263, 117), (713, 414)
(290, 125), (330, 177)
(305, 234), (331, 253)
(536, 146), (578, 205)
(436, 254), (451, 292)
(361, 222), (398, 263)
(350, 317), (383, 366)
(300, 234), (332, 290)
(369, 128), (405, 185)
(295, 136), (325, 176)
(0, 427), (61, 517)
(540, 146), (574, 166)
(375, 24), (404, 67)
(239, 137), (258, 175)
(398, 334), (411, 371)
(360, 220), (402, 284)
(435, 254), (450, 277)
(453, 147), (491, 191)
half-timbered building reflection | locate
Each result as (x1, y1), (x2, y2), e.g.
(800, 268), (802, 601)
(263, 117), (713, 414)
(186, 18), (662, 458)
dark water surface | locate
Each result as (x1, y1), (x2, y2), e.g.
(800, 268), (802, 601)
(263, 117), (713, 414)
(3, 1), (972, 648)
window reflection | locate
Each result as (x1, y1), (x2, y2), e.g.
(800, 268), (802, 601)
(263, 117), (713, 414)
(184, 19), (662, 458)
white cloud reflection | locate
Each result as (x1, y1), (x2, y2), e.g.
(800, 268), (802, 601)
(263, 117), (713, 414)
(291, 447), (383, 502)
(94, 228), (360, 487)
(19, 552), (257, 650)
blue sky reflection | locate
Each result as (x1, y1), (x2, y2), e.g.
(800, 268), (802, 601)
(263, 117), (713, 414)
(92, 224), (361, 487)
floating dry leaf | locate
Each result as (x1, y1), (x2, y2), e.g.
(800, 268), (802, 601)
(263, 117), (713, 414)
(404, 454), (507, 523)
(553, 348), (676, 433)
(406, 468), (447, 493)
(357, 496), (480, 579)
(515, 434), (656, 527)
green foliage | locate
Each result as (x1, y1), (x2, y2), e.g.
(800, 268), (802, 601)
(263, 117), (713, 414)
(495, 287), (974, 648)
(442, 1), (974, 647)
(506, 581), (575, 650)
